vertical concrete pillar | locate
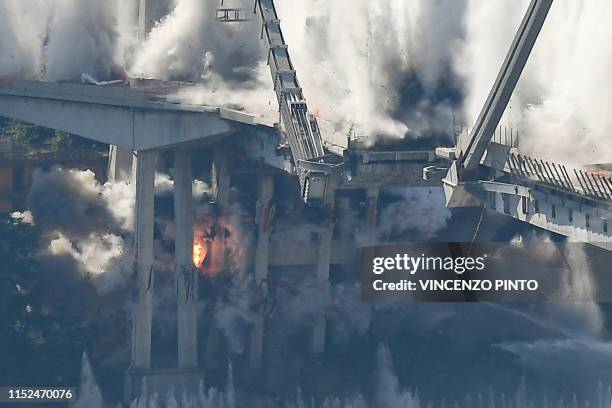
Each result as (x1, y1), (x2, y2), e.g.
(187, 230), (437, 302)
(250, 174), (275, 369)
(138, 0), (171, 41)
(131, 150), (157, 370)
(210, 149), (230, 272)
(365, 187), (379, 241)
(108, 145), (134, 182)
(206, 149), (230, 364)
(174, 148), (198, 368)
(312, 178), (337, 353)
(211, 149), (230, 205)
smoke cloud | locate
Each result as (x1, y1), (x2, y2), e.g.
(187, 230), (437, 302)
(0, 0), (123, 81)
(130, 0), (265, 83)
(456, 0), (612, 165)
(25, 167), (134, 294)
(377, 187), (451, 241)
(2, 0), (611, 162)
(44, 0), (118, 81)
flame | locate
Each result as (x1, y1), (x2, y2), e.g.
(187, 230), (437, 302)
(193, 238), (207, 268)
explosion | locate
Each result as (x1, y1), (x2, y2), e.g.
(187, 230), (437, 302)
(192, 237), (207, 268)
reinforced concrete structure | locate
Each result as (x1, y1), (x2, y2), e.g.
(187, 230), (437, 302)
(442, 0), (612, 250)
(1, 0), (610, 404)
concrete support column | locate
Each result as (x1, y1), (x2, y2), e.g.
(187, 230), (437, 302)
(108, 145), (134, 182)
(174, 148), (198, 368)
(139, 0), (171, 41)
(250, 174), (275, 369)
(206, 149), (230, 365)
(312, 179), (337, 353)
(365, 187), (379, 241)
(131, 150), (157, 370)
(211, 149), (230, 272)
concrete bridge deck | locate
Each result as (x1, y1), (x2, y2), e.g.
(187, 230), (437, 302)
(0, 79), (274, 151)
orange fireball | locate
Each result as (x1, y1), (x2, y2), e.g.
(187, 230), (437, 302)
(193, 238), (207, 268)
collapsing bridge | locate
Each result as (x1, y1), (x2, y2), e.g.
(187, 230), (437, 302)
(0, 0), (610, 404)
(0, 0), (445, 401)
(440, 0), (611, 251)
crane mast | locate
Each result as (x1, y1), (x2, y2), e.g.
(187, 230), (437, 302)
(253, 0), (336, 203)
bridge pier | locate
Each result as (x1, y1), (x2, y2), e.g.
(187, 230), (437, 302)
(174, 148), (199, 368)
(210, 148), (230, 273)
(312, 180), (337, 353)
(365, 187), (379, 241)
(205, 149), (231, 365)
(131, 150), (157, 370)
(108, 145), (133, 182)
(250, 174), (275, 369)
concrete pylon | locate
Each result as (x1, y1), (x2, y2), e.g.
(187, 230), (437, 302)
(131, 150), (157, 370)
(249, 174), (275, 369)
(109, 0), (172, 185)
(108, 145), (134, 182)
(173, 148), (198, 368)
(365, 187), (379, 241)
(205, 149), (230, 364)
(138, 0), (172, 41)
(312, 178), (337, 353)
(210, 149), (230, 272)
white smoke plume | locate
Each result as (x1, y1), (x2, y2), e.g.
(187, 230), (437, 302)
(0, 0), (124, 81)
(25, 167), (135, 293)
(0, 0), (51, 78)
(274, 0), (465, 141)
(154, 171), (213, 200)
(44, 0), (119, 81)
(2, 0), (611, 159)
(47, 231), (132, 295)
(377, 187), (451, 240)
(283, 345), (420, 408)
(70, 352), (104, 408)
(130, 0), (265, 82)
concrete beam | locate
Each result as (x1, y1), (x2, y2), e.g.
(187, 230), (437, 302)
(132, 150), (157, 370)
(483, 184), (612, 251)
(250, 174), (275, 369)
(0, 82), (232, 150)
(174, 148), (198, 368)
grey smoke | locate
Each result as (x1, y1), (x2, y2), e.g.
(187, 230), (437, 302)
(130, 0), (265, 83)
(2, 1), (612, 162)
(27, 167), (120, 239)
(377, 187), (451, 240)
(44, 0), (119, 81)
(25, 167), (134, 294)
